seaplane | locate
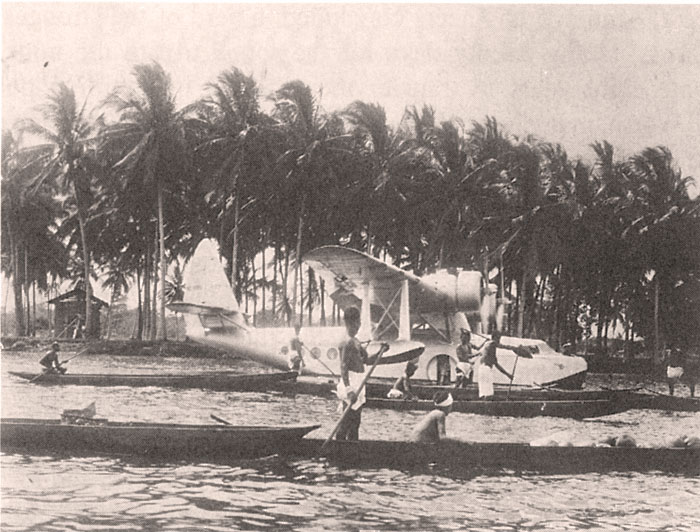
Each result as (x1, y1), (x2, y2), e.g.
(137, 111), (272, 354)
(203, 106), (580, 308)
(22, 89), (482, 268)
(171, 240), (587, 388)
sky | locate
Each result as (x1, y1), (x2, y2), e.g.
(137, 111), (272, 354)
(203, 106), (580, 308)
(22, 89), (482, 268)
(3, 2), (700, 195)
(2, 3), (700, 307)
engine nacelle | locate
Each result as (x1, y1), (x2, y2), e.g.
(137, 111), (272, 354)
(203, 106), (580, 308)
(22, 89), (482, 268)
(417, 270), (484, 313)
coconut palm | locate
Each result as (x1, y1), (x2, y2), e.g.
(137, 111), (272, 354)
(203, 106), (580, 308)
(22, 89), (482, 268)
(102, 61), (191, 340)
(196, 67), (269, 301)
(271, 80), (350, 321)
(17, 84), (99, 337)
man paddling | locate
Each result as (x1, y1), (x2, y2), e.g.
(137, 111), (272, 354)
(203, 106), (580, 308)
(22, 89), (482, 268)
(39, 342), (67, 374)
(410, 391), (453, 442)
(475, 331), (512, 399)
(335, 306), (387, 441)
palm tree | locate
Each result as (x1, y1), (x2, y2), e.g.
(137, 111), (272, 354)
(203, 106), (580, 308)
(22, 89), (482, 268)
(101, 259), (130, 339)
(271, 80), (349, 322)
(103, 61), (191, 340)
(625, 146), (697, 360)
(197, 67), (268, 301)
(18, 84), (99, 337)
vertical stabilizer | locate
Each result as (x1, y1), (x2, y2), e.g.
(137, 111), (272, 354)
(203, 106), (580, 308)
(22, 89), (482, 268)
(183, 239), (239, 312)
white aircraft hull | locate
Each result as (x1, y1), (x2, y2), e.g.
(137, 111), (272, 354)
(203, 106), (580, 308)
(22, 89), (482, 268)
(182, 314), (585, 386)
(181, 314), (424, 378)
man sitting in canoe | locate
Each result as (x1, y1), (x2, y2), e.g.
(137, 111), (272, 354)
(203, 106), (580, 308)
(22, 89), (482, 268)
(387, 361), (418, 399)
(476, 331), (512, 399)
(454, 329), (476, 388)
(410, 391), (453, 442)
(39, 342), (67, 374)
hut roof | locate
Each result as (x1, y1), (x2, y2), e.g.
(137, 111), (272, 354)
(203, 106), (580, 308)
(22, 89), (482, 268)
(47, 288), (109, 308)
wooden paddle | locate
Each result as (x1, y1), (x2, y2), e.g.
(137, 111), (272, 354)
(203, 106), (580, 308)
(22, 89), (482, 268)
(320, 342), (389, 452)
(30, 345), (91, 383)
(211, 414), (233, 425)
(506, 346), (534, 400)
(302, 345), (337, 377)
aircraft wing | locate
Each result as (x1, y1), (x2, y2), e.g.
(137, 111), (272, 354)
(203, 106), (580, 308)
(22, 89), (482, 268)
(303, 246), (421, 311)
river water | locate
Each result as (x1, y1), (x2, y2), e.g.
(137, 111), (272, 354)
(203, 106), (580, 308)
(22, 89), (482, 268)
(2, 351), (699, 531)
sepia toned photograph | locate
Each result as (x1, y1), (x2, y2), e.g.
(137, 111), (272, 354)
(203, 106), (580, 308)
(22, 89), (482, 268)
(2, 3), (699, 530)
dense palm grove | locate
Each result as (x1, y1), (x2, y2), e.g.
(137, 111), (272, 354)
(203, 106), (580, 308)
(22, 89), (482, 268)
(2, 61), (699, 360)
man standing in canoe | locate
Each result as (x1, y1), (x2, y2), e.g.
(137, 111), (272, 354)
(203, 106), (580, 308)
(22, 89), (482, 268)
(410, 391), (454, 442)
(476, 330), (512, 399)
(39, 342), (67, 374)
(288, 321), (305, 374)
(335, 306), (385, 441)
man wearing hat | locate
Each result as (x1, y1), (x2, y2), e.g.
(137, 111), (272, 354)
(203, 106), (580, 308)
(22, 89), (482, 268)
(39, 342), (67, 374)
(410, 391), (454, 442)
(387, 360), (418, 399)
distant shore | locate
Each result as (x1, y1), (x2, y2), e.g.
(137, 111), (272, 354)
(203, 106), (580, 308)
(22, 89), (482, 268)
(0, 337), (231, 359)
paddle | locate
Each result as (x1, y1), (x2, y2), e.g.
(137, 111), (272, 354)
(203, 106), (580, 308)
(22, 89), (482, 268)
(506, 346), (533, 400)
(30, 345), (91, 383)
(320, 342), (390, 452)
(211, 414), (233, 425)
(302, 345), (337, 377)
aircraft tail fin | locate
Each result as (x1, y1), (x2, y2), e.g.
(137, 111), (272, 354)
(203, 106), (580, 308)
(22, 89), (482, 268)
(182, 239), (239, 312)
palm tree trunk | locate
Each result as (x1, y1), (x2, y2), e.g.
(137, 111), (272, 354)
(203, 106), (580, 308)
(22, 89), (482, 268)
(284, 247), (290, 325)
(261, 238), (266, 322)
(272, 243), (279, 321)
(231, 182), (240, 303)
(77, 211), (94, 339)
(10, 232), (25, 336)
(144, 246), (151, 340)
(24, 246), (30, 336)
(136, 264), (143, 340)
(151, 228), (158, 341)
(293, 194), (306, 323)
(157, 185), (167, 340)
(654, 275), (660, 366)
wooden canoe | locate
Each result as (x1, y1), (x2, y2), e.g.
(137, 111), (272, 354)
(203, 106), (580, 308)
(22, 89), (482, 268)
(3, 419), (696, 474)
(8, 370), (297, 391)
(621, 392), (700, 412)
(293, 439), (700, 474)
(288, 376), (627, 403)
(364, 397), (629, 418)
(0, 418), (320, 459)
(363, 379), (623, 402)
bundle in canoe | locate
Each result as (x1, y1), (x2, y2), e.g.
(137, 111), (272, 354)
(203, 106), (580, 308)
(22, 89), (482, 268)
(9, 370), (297, 392)
(0, 418), (319, 460)
(364, 397), (629, 419)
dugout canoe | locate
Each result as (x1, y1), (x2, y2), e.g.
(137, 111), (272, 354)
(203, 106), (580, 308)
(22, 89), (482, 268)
(364, 397), (629, 418)
(8, 370), (297, 391)
(0, 418), (319, 460)
(363, 379), (624, 402)
(621, 392), (700, 412)
(292, 439), (700, 474)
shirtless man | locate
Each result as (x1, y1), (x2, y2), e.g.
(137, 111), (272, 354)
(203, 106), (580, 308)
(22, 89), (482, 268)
(454, 329), (476, 388)
(387, 361), (418, 399)
(476, 330), (512, 399)
(410, 391), (453, 442)
(335, 307), (387, 441)
(39, 342), (66, 374)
